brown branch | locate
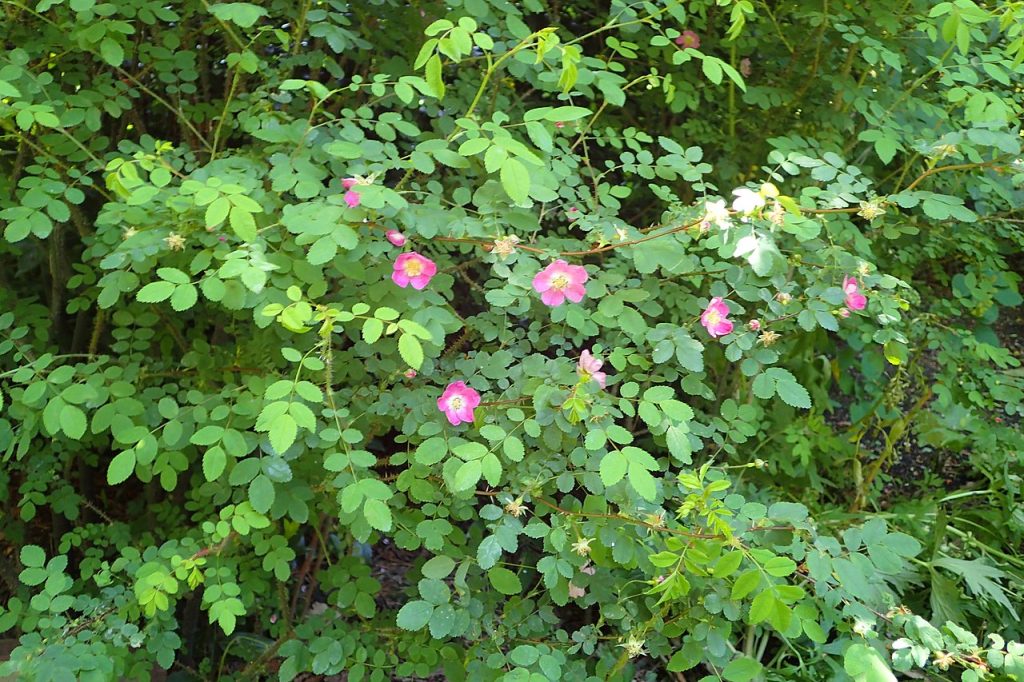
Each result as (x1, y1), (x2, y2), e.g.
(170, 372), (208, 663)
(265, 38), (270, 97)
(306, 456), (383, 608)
(902, 161), (1000, 192)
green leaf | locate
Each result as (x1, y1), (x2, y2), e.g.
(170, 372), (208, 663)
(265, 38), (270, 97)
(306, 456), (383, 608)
(399, 333), (424, 369)
(457, 137), (490, 156)
(425, 54), (445, 99)
(628, 463), (658, 501)
(107, 449), (136, 485)
(487, 567), (522, 595)
(137, 281), (176, 303)
(396, 600), (433, 630)
(59, 405), (87, 439)
(599, 450), (627, 486)
(452, 459), (482, 491)
(248, 474), (275, 513)
(499, 158), (530, 204)
(99, 38), (123, 66)
(844, 643), (897, 682)
(203, 446), (226, 481)
(775, 379), (811, 409)
(170, 284), (198, 311)
(723, 657), (763, 682)
(362, 318), (383, 344)
(415, 437), (448, 466)
(748, 590), (775, 624)
(667, 640), (703, 672)
(763, 556), (797, 577)
(363, 498), (393, 531)
(268, 413), (298, 454)
(543, 106), (592, 121)
(229, 206), (257, 241)
(421, 555), (456, 579)
(702, 57), (723, 84)
(731, 569), (761, 600)
(477, 535), (502, 569)
(20, 545), (45, 568)
(209, 2), (268, 27)
(713, 551), (744, 578)
(0, 80), (22, 98)
(206, 196), (231, 228)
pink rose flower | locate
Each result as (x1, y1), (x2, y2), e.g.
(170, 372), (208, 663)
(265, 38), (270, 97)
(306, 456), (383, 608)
(675, 30), (701, 49)
(342, 178), (362, 208)
(392, 252), (437, 290)
(386, 230), (406, 247)
(437, 381), (481, 426)
(568, 583), (586, 599)
(577, 350), (607, 389)
(532, 259), (588, 307)
(843, 275), (867, 310)
(747, 319), (761, 332)
(701, 297), (734, 338)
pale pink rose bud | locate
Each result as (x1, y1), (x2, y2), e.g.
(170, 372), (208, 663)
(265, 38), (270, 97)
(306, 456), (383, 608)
(577, 350), (607, 389)
(675, 30), (700, 49)
(386, 230), (406, 247)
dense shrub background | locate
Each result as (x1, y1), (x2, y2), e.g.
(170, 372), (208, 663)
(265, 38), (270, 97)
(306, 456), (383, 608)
(1, 0), (1023, 679)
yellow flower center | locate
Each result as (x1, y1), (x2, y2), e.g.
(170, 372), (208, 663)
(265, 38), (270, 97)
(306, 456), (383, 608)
(448, 396), (464, 410)
(705, 310), (721, 324)
(551, 274), (570, 290)
(404, 259), (423, 276)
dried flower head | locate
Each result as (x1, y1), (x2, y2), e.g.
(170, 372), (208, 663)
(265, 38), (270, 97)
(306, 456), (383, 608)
(571, 537), (593, 556)
(492, 234), (521, 259)
(775, 292), (792, 305)
(618, 635), (647, 659)
(645, 512), (665, 528)
(504, 497), (528, 518)
(758, 330), (781, 346)
(933, 651), (955, 671)
(164, 232), (186, 251)
(857, 199), (886, 221)
(852, 619), (873, 636)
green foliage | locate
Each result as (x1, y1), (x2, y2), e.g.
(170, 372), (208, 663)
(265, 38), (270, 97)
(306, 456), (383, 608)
(1, 0), (1023, 680)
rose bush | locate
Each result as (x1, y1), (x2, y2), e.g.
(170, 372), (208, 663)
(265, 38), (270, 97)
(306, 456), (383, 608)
(1, 0), (1023, 680)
